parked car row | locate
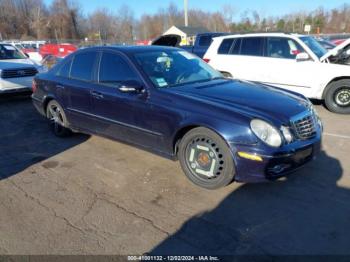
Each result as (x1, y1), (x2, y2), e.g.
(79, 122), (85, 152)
(4, 40), (46, 62)
(0, 41), (78, 94)
(152, 32), (229, 58)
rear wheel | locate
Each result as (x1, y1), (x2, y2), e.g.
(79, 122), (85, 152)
(46, 100), (71, 137)
(324, 80), (350, 114)
(178, 127), (235, 189)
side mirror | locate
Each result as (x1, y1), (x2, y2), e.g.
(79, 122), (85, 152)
(296, 52), (310, 62)
(118, 81), (145, 94)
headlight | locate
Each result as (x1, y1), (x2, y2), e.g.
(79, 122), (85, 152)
(250, 119), (282, 147)
(307, 99), (323, 130)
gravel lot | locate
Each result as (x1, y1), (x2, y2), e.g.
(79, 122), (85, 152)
(0, 94), (349, 255)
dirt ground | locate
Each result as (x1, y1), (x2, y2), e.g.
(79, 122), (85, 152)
(0, 95), (349, 255)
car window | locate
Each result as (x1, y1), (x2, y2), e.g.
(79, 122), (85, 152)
(98, 52), (139, 86)
(299, 36), (327, 59)
(240, 37), (264, 56)
(230, 38), (241, 55)
(57, 59), (72, 78)
(198, 36), (212, 47)
(134, 50), (222, 88)
(70, 52), (97, 81)
(218, 38), (234, 54)
(267, 37), (304, 59)
(0, 44), (26, 60)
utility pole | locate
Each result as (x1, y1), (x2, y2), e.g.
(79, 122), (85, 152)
(184, 0), (188, 27)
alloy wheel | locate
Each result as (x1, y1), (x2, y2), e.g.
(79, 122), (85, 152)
(47, 104), (65, 135)
(335, 88), (350, 107)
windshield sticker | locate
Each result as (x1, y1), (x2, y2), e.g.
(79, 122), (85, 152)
(156, 78), (168, 87)
(3, 45), (16, 51)
(178, 51), (196, 60)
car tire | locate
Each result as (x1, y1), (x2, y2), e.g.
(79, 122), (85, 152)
(178, 127), (235, 189)
(324, 79), (350, 114)
(46, 100), (71, 137)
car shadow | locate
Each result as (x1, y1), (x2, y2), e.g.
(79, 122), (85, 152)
(0, 94), (89, 179)
(150, 150), (350, 255)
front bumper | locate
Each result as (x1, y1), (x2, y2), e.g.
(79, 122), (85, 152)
(230, 135), (322, 183)
(0, 76), (33, 94)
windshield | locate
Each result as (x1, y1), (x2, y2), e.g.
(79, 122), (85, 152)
(0, 44), (26, 60)
(134, 50), (223, 88)
(299, 36), (328, 59)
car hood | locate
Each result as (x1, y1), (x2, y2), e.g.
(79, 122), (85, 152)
(0, 58), (39, 70)
(166, 79), (310, 124)
(320, 38), (350, 61)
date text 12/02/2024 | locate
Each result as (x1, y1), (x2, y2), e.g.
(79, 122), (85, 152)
(127, 255), (220, 261)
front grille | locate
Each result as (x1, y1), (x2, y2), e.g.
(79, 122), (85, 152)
(1, 67), (38, 79)
(291, 113), (317, 140)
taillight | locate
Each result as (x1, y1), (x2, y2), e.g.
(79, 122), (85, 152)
(203, 58), (210, 63)
(32, 79), (37, 93)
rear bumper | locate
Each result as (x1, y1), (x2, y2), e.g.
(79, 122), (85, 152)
(32, 95), (46, 116)
(231, 135), (322, 183)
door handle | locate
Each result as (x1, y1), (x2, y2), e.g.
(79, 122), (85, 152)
(56, 84), (65, 89)
(90, 90), (104, 99)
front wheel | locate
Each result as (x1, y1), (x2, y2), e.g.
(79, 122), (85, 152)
(324, 80), (350, 114)
(46, 100), (71, 137)
(178, 127), (235, 189)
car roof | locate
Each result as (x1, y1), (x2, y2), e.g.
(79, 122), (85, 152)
(214, 32), (307, 40)
(76, 45), (179, 55)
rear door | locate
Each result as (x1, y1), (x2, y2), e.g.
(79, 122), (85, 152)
(208, 37), (235, 74)
(64, 51), (99, 131)
(209, 37), (266, 81)
(231, 37), (266, 82)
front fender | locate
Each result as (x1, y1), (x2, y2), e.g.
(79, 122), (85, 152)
(174, 116), (257, 146)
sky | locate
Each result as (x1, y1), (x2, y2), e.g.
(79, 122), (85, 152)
(44, 0), (347, 19)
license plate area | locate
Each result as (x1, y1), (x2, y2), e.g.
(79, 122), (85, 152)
(293, 147), (313, 163)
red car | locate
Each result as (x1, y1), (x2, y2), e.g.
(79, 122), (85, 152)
(332, 39), (347, 46)
(39, 43), (77, 58)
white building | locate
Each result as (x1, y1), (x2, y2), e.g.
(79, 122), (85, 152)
(162, 26), (209, 45)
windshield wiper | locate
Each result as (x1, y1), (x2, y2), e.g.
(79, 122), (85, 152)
(211, 76), (226, 80)
(169, 78), (213, 87)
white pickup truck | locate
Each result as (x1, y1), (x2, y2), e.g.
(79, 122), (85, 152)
(204, 33), (350, 114)
(0, 43), (43, 94)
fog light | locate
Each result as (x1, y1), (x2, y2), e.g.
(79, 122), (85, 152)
(268, 164), (291, 174)
(237, 152), (263, 162)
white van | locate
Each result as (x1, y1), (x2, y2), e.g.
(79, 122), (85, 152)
(204, 33), (350, 114)
(0, 43), (44, 94)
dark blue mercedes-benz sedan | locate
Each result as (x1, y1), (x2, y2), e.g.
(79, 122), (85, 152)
(32, 46), (322, 189)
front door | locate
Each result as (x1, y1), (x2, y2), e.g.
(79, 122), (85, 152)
(90, 51), (161, 148)
(258, 37), (315, 97)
